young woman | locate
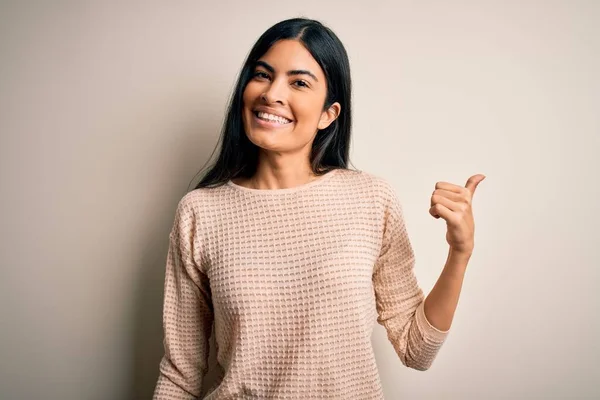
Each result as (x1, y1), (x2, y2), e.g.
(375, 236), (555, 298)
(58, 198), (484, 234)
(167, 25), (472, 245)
(153, 17), (485, 400)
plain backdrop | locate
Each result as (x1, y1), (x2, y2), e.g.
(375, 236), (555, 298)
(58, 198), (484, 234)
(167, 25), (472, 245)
(1, 1), (598, 399)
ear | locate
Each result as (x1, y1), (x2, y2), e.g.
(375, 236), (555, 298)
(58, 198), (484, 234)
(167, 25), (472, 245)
(317, 102), (341, 130)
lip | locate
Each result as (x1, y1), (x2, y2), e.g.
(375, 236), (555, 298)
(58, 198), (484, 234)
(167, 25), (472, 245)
(252, 106), (294, 122)
(252, 111), (293, 129)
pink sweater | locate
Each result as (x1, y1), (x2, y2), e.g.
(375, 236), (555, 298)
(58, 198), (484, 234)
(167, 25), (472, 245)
(153, 168), (449, 399)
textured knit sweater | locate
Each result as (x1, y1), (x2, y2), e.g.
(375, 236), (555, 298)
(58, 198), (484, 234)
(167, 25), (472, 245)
(153, 168), (449, 400)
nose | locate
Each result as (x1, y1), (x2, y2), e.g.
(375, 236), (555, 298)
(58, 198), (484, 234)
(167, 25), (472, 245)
(261, 79), (286, 105)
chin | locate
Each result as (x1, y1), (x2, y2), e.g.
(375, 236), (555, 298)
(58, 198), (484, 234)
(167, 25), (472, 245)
(247, 134), (285, 151)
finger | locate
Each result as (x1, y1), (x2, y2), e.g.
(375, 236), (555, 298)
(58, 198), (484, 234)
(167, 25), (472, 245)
(429, 189), (470, 206)
(435, 181), (464, 194)
(465, 174), (486, 195)
(431, 194), (462, 213)
(429, 204), (440, 218)
(430, 203), (455, 222)
(431, 189), (464, 206)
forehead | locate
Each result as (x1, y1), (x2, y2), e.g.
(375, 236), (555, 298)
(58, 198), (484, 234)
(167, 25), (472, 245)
(258, 39), (325, 80)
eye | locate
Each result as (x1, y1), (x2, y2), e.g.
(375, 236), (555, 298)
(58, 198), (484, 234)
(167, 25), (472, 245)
(253, 71), (270, 80)
(293, 80), (309, 88)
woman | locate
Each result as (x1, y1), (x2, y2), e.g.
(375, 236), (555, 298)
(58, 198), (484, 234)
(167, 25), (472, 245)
(153, 17), (485, 400)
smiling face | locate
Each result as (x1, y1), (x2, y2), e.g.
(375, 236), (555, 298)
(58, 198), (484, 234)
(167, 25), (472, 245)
(242, 39), (340, 155)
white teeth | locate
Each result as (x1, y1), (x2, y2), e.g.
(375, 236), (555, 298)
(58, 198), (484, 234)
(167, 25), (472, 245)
(257, 111), (291, 124)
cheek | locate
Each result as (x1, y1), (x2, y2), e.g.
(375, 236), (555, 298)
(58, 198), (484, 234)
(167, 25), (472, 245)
(242, 86), (251, 109)
(242, 82), (260, 108)
(242, 85), (256, 125)
(293, 98), (324, 126)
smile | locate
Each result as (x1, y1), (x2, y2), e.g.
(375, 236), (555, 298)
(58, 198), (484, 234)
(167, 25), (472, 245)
(253, 111), (293, 125)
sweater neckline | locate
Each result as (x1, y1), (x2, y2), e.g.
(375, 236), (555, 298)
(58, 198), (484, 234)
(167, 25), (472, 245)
(226, 168), (339, 194)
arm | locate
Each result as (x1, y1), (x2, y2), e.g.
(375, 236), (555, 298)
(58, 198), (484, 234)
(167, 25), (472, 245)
(373, 184), (449, 371)
(153, 196), (214, 400)
(425, 174), (485, 331)
(423, 248), (470, 332)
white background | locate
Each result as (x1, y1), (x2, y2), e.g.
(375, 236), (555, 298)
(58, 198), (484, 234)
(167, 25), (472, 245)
(1, 1), (598, 399)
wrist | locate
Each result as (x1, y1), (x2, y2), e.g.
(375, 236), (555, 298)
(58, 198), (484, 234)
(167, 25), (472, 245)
(449, 246), (473, 260)
(445, 247), (471, 274)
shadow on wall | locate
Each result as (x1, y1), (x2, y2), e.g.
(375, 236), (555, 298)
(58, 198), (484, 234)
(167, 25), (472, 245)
(128, 122), (222, 399)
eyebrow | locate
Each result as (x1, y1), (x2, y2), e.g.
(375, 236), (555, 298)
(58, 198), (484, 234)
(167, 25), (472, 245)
(255, 60), (319, 82)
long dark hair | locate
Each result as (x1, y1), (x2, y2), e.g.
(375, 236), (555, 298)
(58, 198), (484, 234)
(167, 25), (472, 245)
(191, 17), (354, 190)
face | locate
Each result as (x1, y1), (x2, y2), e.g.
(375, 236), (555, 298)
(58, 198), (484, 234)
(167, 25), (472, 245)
(242, 39), (341, 155)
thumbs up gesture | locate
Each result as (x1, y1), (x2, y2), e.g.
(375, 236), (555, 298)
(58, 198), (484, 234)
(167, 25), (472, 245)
(429, 174), (486, 255)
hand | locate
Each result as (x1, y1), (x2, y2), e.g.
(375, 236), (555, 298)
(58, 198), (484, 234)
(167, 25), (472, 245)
(429, 174), (486, 255)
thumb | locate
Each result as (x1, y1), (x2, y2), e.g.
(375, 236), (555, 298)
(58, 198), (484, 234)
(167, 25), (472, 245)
(465, 174), (486, 195)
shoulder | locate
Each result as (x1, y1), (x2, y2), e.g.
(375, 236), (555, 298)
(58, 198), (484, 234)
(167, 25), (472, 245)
(175, 188), (204, 215)
(346, 169), (398, 203)
(176, 183), (226, 209)
(335, 169), (404, 218)
(335, 168), (392, 192)
(170, 186), (219, 234)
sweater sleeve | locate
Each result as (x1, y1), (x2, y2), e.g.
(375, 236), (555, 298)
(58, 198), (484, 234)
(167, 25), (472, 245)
(373, 182), (449, 371)
(153, 195), (214, 399)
